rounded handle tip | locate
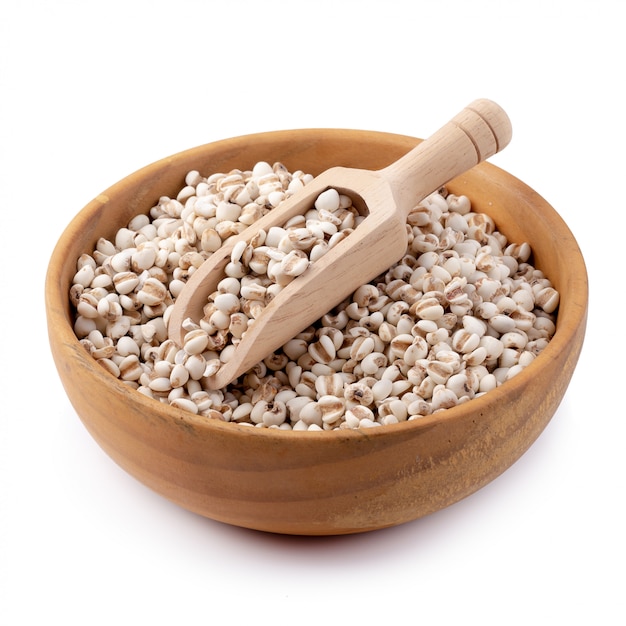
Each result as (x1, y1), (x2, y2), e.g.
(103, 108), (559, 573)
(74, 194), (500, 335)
(463, 98), (513, 157)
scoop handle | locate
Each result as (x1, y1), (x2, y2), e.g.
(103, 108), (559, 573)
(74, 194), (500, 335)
(380, 98), (512, 216)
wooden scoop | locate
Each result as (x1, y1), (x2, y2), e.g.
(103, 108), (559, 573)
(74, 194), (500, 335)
(169, 99), (512, 389)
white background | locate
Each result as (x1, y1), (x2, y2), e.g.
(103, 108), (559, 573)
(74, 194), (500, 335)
(1, 1), (623, 624)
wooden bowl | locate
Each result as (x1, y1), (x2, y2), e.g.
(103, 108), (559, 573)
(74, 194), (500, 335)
(45, 129), (588, 535)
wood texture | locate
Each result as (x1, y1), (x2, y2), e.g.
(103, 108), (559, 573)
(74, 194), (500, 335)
(169, 100), (512, 388)
(46, 128), (588, 535)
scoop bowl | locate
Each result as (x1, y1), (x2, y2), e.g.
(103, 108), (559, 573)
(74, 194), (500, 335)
(45, 128), (588, 535)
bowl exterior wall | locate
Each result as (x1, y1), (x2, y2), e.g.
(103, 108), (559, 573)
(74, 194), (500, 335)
(46, 129), (588, 534)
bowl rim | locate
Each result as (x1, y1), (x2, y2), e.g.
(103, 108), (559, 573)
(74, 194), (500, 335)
(46, 128), (589, 442)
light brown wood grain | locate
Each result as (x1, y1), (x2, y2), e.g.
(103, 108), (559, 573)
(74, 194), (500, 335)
(46, 128), (587, 535)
